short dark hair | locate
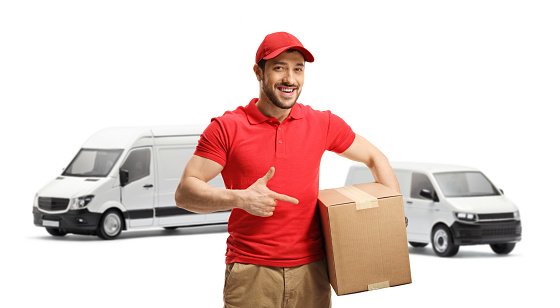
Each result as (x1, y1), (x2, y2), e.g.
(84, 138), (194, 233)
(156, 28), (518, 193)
(258, 58), (267, 73)
(257, 49), (303, 73)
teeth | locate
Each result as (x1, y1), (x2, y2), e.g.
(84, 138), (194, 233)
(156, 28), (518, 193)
(279, 88), (294, 93)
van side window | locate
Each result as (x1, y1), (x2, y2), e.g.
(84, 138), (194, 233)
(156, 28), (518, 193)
(121, 148), (151, 183)
(411, 172), (435, 199)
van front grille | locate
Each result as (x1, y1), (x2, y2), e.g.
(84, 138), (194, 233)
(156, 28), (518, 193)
(456, 221), (521, 238)
(38, 197), (69, 211)
(478, 212), (514, 221)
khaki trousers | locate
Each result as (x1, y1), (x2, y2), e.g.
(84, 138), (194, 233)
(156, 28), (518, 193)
(223, 258), (331, 308)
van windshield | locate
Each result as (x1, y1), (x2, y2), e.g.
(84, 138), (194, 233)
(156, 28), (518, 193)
(63, 148), (123, 177)
(434, 171), (500, 197)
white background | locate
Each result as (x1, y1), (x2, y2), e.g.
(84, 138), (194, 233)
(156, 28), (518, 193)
(2, 1), (559, 307)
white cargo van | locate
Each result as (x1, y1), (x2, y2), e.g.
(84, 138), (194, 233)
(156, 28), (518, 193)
(33, 126), (230, 239)
(345, 162), (522, 257)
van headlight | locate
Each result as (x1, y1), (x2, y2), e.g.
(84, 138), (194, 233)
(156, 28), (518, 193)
(69, 195), (94, 210)
(33, 193), (39, 208)
(455, 212), (477, 222)
(513, 210), (521, 220)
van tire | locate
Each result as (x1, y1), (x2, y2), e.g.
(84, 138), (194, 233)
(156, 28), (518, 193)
(490, 243), (516, 255)
(97, 209), (123, 240)
(409, 242), (428, 248)
(46, 227), (67, 237)
(432, 225), (459, 257)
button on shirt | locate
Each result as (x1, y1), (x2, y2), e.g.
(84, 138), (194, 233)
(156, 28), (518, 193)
(195, 98), (355, 267)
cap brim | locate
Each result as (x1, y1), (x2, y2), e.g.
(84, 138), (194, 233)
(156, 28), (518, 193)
(263, 46), (315, 63)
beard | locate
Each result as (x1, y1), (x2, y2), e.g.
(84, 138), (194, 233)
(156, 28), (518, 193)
(261, 77), (300, 110)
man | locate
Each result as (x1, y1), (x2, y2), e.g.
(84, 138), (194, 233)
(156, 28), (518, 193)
(175, 32), (400, 308)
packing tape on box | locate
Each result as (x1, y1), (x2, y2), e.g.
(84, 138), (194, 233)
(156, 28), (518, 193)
(334, 186), (379, 210)
(368, 281), (390, 291)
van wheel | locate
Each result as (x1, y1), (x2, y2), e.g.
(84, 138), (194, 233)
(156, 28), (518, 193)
(432, 225), (459, 257)
(490, 243), (516, 255)
(46, 227), (67, 237)
(97, 210), (123, 240)
(409, 242), (428, 248)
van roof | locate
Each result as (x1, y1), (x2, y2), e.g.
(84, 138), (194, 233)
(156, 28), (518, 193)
(390, 162), (479, 173)
(81, 125), (205, 149)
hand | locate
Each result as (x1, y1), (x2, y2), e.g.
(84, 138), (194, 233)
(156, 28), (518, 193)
(239, 167), (299, 217)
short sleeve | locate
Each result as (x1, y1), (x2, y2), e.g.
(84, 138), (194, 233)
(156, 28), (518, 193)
(326, 111), (356, 153)
(194, 119), (228, 167)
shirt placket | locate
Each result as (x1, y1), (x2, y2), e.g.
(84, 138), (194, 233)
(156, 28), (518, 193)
(276, 122), (287, 157)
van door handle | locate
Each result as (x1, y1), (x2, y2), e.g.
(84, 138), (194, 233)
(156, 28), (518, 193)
(406, 201), (413, 204)
(143, 184), (154, 188)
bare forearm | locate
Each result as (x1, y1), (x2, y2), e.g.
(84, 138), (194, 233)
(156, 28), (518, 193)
(175, 177), (240, 213)
(175, 165), (299, 217)
(366, 150), (400, 193)
(340, 134), (401, 193)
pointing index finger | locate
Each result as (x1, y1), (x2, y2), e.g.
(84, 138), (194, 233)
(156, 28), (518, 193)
(271, 192), (299, 205)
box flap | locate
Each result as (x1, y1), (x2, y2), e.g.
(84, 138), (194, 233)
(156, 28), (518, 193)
(353, 182), (401, 199)
(318, 187), (355, 206)
(334, 186), (379, 210)
(319, 183), (401, 207)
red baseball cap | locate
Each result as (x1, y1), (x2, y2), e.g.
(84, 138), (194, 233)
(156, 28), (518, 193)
(255, 32), (314, 64)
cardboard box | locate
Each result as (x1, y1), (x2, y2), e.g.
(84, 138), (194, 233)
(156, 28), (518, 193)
(318, 182), (412, 296)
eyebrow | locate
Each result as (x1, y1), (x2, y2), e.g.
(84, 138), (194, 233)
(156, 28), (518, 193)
(272, 61), (305, 67)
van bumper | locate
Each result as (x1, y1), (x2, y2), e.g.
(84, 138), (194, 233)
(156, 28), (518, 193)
(450, 220), (522, 245)
(33, 207), (102, 234)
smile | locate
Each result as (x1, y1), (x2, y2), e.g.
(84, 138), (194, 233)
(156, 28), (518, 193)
(278, 87), (296, 93)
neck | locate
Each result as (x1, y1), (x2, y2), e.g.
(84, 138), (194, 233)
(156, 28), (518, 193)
(255, 94), (292, 123)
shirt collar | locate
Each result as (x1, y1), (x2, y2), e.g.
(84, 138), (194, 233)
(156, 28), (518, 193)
(246, 98), (304, 125)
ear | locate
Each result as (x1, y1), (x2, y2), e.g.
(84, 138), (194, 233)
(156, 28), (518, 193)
(253, 64), (263, 82)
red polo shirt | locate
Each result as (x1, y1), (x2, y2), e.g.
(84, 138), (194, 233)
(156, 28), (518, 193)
(195, 98), (355, 267)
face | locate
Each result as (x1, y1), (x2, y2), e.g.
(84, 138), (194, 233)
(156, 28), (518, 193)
(258, 51), (305, 110)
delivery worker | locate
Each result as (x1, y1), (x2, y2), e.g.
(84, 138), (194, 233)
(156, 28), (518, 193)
(175, 31), (400, 308)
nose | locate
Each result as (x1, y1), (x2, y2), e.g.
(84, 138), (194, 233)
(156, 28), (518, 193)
(282, 70), (296, 85)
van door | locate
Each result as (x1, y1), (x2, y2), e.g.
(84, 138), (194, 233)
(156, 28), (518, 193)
(406, 172), (439, 242)
(120, 147), (155, 227)
(154, 144), (205, 226)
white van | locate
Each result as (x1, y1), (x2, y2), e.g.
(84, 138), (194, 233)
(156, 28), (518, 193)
(33, 126), (230, 240)
(345, 162), (522, 257)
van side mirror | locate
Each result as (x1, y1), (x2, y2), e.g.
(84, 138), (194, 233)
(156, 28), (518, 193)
(119, 169), (129, 187)
(420, 189), (439, 202)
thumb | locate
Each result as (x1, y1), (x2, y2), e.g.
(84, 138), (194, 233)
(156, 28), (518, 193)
(261, 167), (275, 184)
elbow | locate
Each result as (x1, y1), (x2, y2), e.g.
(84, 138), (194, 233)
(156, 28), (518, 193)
(175, 184), (192, 211)
(364, 157), (378, 170)
(366, 151), (389, 170)
(175, 186), (186, 209)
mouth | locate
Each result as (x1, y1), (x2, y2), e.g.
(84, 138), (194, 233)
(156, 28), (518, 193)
(277, 86), (297, 97)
